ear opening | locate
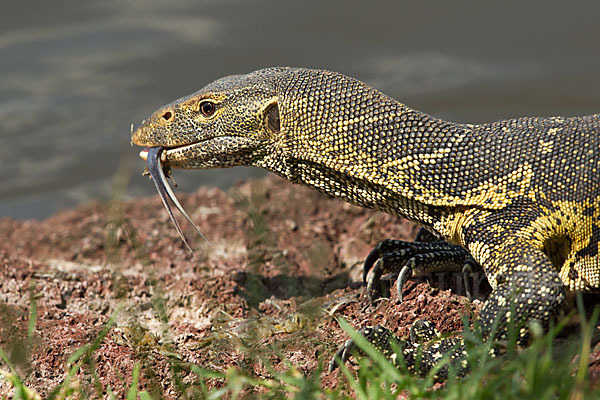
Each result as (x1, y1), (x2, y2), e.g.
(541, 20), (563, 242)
(263, 99), (280, 134)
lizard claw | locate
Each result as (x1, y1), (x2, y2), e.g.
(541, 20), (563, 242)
(328, 337), (356, 373)
(366, 260), (392, 302)
(396, 261), (414, 303)
(462, 258), (476, 301)
(363, 245), (381, 283)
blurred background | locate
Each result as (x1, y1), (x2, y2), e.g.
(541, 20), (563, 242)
(1, 0), (599, 219)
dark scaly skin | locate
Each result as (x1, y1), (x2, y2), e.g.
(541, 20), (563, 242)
(132, 67), (600, 379)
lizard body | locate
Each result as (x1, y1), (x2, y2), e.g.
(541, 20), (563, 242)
(132, 67), (600, 378)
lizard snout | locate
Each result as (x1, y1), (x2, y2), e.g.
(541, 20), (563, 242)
(132, 105), (178, 147)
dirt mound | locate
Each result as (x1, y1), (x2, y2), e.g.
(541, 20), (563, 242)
(0, 176), (597, 397)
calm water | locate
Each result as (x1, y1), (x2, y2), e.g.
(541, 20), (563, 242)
(2, 0), (599, 219)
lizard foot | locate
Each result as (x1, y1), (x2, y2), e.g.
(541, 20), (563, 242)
(363, 239), (478, 302)
(329, 320), (469, 380)
(329, 325), (398, 372)
(409, 319), (440, 343)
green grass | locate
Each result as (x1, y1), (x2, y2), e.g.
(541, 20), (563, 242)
(195, 308), (599, 400)
(1, 295), (598, 399)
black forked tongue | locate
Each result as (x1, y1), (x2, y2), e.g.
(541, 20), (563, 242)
(146, 147), (207, 252)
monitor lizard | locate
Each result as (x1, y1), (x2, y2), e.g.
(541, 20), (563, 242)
(131, 67), (600, 379)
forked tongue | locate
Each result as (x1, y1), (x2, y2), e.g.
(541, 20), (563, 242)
(146, 147), (207, 252)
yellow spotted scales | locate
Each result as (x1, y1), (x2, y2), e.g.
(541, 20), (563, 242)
(132, 67), (599, 379)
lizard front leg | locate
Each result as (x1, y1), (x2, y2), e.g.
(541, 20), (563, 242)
(475, 237), (566, 343)
(363, 238), (479, 302)
(331, 232), (567, 378)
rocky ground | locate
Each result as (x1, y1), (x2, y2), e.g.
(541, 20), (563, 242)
(0, 175), (599, 398)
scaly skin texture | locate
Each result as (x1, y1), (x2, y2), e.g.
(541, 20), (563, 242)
(132, 67), (600, 379)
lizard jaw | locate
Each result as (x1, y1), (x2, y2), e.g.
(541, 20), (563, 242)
(138, 142), (200, 162)
(138, 136), (265, 169)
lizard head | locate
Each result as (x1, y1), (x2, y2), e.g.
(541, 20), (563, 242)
(132, 67), (289, 169)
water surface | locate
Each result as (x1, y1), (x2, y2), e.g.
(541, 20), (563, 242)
(2, 0), (599, 219)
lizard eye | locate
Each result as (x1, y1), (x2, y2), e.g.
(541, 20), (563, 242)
(199, 101), (216, 117)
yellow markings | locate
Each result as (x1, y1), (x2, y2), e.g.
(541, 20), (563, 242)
(537, 139), (554, 155)
(399, 162), (534, 209)
(468, 241), (492, 270)
(513, 264), (532, 272)
(336, 116), (364, 128)
(434, 209), (476, 245)
(419, 147), (452, 164)
(523, 195), (600, 290)
(547, 127), (561, 135)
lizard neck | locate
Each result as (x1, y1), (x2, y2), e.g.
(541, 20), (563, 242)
(257, 97), (466, 229)
(252, 67), (527, 232)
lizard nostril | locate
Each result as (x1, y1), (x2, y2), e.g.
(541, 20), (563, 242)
(162, 110), (173, 121)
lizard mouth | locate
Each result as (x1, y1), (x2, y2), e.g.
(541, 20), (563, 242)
(138, 135), (242, 162)
(139, 135), (259, 168)
(138, 142), (201, 162)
